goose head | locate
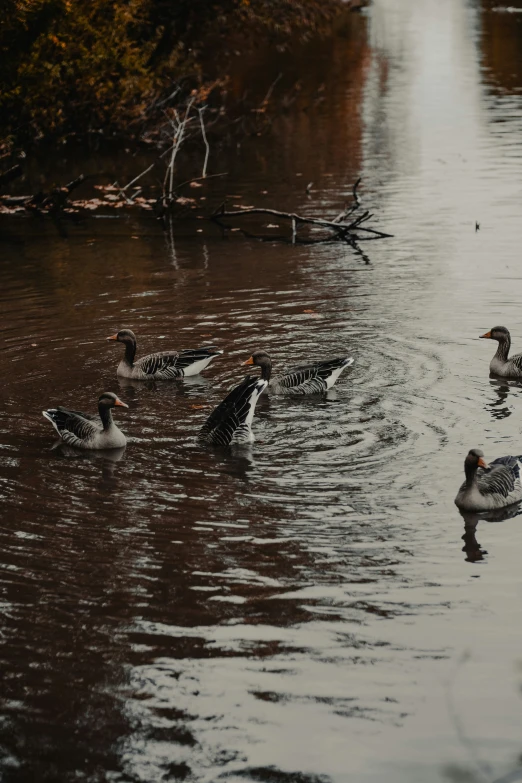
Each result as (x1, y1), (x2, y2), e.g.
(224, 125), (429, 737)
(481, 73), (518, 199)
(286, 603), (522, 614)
(464, 448), (488, 485)
(480, 326), (510, 342)
(107, 328), (137, 346)
(107, 329), (137, 365)
(98, 392), (128, 410)
(243, 351), (272, 381)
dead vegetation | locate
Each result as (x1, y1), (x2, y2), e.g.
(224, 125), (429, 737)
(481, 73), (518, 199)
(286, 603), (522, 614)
(0, 91), (391, 250)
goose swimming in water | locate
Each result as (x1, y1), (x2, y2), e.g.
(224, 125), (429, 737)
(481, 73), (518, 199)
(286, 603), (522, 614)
(480, 326), (522, 378)
(43, 392), (128, 450)
(242, 351), (354, 395)
(107, 329), (223, 380)
(199, 376), (268, 446)
(454, 448), (522, 511)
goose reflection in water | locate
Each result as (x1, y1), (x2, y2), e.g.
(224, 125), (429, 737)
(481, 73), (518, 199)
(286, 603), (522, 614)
(117, 373), (211, 396)
(51, 442), (126, 478)
(201, 444), (257, 484)
(460, 514), (487, 563)
(459, 502), (522, 563)
(485, 380), (515, 420)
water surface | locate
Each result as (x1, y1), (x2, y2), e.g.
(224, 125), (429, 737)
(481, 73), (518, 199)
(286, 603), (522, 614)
(2, 1), (522, 781)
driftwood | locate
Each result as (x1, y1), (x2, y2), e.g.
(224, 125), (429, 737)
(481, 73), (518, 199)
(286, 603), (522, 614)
(0, 174), (87, 214)
(0, 151), (391, 253)
(210, 178), (392, 244)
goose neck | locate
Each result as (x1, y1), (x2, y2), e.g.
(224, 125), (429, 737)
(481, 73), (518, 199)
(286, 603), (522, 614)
(464, 461), (478, 490)
(259, 358), (272, 382)
(123, 338), (136, 366)
(495, 335), (510, 363)
(98, 404), (113, 431)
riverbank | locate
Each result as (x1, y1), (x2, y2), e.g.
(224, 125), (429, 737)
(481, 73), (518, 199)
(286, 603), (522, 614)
(1, 0), (356, 151)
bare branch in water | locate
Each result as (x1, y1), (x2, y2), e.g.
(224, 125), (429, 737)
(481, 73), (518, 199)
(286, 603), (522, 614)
(211, 202), (391, 243)
(209, 179), (391, 248)
(120, 164), (155, 195)
(164, 97), (195, 203)
(198, 107), (210, 178)
(174, 172), (227, 191)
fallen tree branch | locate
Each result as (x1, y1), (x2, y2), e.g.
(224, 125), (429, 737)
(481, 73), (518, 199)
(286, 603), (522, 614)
(0, 174), (87, 214)
(209, 178), (391, 245)
(40, 174), (87, 211)
(210, 205), (391, 241)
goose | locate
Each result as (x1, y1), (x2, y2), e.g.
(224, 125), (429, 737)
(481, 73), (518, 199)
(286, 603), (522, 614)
(454, 448), (522, 511)
(107, 329), (223, 380)
(42, 392), (128, 450)
(242, 351), (354, 395)
(480, 326), (522, 378)
(199, 376), (268, 446)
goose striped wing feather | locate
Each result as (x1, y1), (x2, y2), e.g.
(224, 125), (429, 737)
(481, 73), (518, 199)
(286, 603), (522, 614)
(134, 351), (182, 379)
(476, 455), (522, 498)
(175, 346), (222, 371)
(508, 353), (522, 372)
(200, 377), (265, 446)
(43, 407), (101, 446)
(276, 356), (352, 394)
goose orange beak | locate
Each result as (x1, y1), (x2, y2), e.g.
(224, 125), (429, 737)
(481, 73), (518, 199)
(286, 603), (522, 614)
(107, 334), (118, 341)
(242, 356), (254, 366)
(480, 331), (492, 339)
(478, 457), (488, 469)
(114, 398), (128, 408)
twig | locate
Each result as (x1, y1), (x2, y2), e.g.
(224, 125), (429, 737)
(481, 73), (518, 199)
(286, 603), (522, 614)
(155, 86), (181, 110)
(121, 164), (155, 193)
(0, 195), (33, 206)
(164, 97), (195, 202)
(353, 226), (393, 238)
(198, 106), (210, 178)
(261, 73), (282, 107)
(211, 205), (371, 234)
(332, 179), (362, 223)
(174, 172), (228, 191)
(352, 176), (361, 206)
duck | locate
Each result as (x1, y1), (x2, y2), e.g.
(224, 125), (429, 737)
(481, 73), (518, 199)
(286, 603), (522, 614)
(454, 448), (522, 511)
(107, 328), (223, 380)
(242, 351), (354, 395)
(199, 376), (268, 446)
(480, 326), (522, 378)
(42, 392), (128, 450)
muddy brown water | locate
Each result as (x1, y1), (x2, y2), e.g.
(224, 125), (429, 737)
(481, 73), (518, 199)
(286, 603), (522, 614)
(2, 1), (522, 781)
